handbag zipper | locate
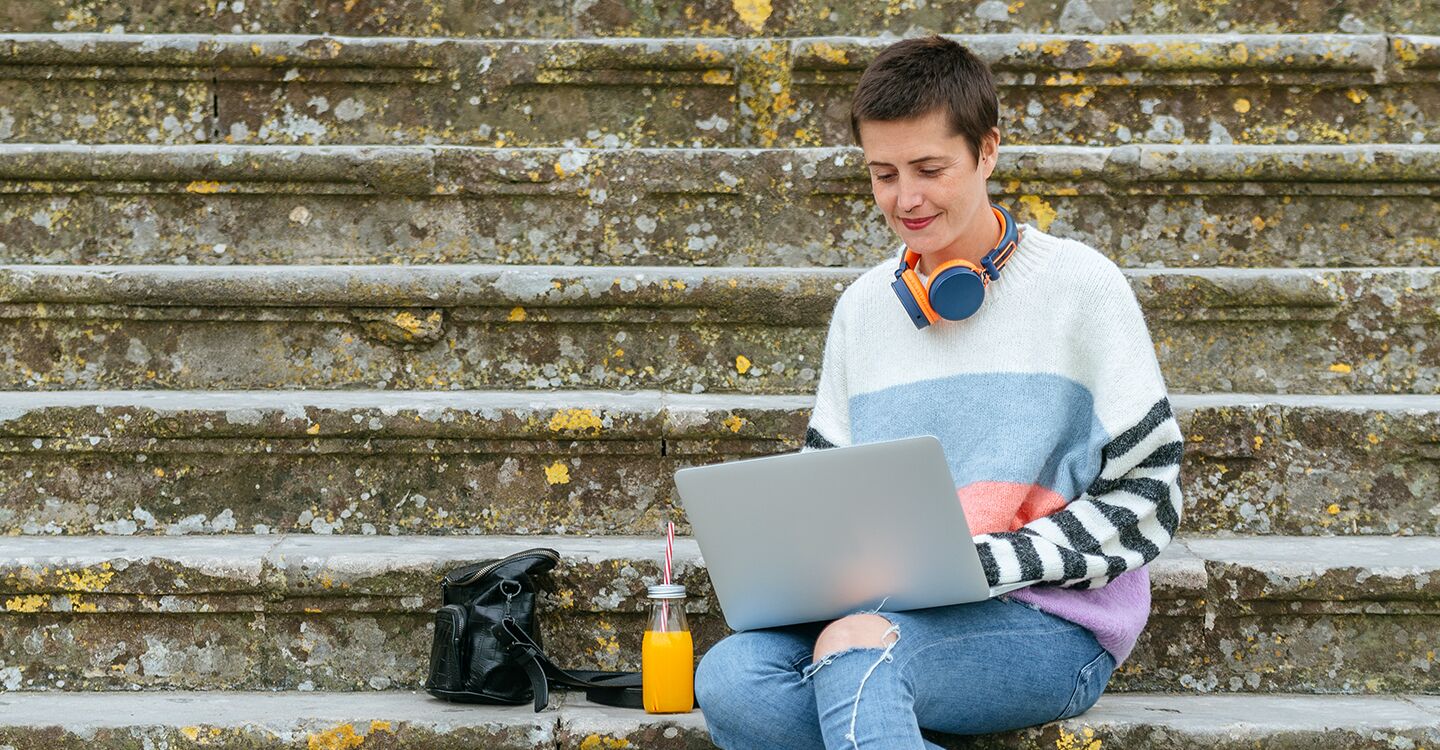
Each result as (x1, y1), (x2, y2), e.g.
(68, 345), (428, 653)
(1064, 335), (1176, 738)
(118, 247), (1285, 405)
(445, 547), (560, 589)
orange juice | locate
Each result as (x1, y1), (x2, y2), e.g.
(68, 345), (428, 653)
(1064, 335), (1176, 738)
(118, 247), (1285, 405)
(642, 628), (694, 713)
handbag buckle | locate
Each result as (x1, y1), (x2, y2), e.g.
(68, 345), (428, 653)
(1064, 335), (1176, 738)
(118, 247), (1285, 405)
(500, 579), (522, 616)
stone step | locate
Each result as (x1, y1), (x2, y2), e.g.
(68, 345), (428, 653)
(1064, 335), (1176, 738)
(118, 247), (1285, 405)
(1, 534), (1437, 694)
(4, 390), (1438, 538)
(3, 0), (1437, 38)
(1, 691), (1440, 750)
(4, 143), (1436, 268)
(0, 34), (1433, 148)
(3, 264), (1437, 394)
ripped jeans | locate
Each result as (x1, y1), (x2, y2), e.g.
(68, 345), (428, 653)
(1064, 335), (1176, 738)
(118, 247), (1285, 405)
(694, 596), (1116, 750)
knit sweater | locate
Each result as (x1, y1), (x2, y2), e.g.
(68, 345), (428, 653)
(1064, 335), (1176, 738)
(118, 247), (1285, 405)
(801, 223), (1185, 665)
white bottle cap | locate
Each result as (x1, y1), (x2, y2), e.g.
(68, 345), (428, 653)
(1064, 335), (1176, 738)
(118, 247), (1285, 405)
(646, 584), (687, 599)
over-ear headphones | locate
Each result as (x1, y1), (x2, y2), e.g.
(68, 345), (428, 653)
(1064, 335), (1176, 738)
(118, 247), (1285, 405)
(889, 203), (1021, 330)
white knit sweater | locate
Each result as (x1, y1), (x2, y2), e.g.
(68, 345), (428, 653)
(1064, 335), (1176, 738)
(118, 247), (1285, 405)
(801, 223), (1186, 662)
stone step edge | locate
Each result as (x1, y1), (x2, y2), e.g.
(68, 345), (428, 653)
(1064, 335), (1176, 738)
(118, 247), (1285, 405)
(0, 690), (1437, 749)
(2, 389), (1437, 441)
(3, 264), (1436, 318)
(0, 32), (1432, 75)
(1, 143), (1436, 188)
(4, 534), (1439, 610)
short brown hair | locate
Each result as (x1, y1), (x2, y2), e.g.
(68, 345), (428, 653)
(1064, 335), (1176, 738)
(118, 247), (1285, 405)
(848, 35), (999, 166)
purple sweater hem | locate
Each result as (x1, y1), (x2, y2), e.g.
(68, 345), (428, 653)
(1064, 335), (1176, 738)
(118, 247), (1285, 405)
(1004, 566), (1151, 666)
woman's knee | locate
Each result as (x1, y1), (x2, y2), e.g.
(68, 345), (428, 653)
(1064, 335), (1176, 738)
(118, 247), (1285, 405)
(695, 633), (770, 709)
(812, 613), (898, 663)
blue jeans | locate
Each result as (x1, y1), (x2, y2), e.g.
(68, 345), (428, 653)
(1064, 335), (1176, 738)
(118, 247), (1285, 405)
(695, 596), (1116, 750)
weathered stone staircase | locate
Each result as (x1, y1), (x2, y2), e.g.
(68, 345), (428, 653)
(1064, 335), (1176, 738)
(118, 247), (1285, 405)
(2, 2), (1438, 747)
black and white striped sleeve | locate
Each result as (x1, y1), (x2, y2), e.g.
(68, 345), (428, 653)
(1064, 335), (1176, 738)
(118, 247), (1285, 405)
(972, 261), (1184, 590)
(972, 397), (1185, 589)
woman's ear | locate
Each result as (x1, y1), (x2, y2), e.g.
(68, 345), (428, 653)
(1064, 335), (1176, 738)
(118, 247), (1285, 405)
(982, 128), (1001, 177)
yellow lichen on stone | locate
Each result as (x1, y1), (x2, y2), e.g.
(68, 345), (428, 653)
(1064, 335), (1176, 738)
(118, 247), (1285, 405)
(1326, 503), (1341, 515)
(1040, 39), (1069, 56)
(508, 306), (527, 322)
(308, 723), (367, 750)
(4, 594), (47, 612)
(694, 42), (725, 64)
(181, 726), (201, 741)
(392, 311), (437, 336)
(1233, 98), (1251, 114)
(1085, 42), (1125, 67)
(1017, 195), (1057, 231)
(1345, 88), (1368, 104)
(57, 564), (115, 593)
(1054, 725), (1101, 750)
(548, 409), (604, 434)
(579, 734), (631, 750)
(735, 355), (753, 374)
(545, 461), (571, 485)
(722, 415), (746, 433)
(1329, 363), (1352, 373)
(702, 69), (733, 85)
(185, 180), (223, 194)
(1059, 87), (1097, 108)
(736, 41), (793, 146)
(369, 721), (392, 733)
(1392, 38), (1420, 64)
(1043, 71), (1087, 86)
(307, 424), (321, 435)
(591, 632), (621, 656)
(731, 0), (772, 32)
(808, 41), (849, 65)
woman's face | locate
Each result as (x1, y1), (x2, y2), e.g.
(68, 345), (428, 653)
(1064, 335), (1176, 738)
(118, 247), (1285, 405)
(859, 110), (999, 265)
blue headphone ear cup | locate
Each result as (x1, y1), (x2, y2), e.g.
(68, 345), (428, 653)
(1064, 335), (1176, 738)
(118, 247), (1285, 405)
(928, 268), (986, 321)
(890, 277), (931, 329)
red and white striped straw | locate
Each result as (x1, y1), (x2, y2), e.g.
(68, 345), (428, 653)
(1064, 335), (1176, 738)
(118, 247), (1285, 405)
(659, 521), (675, 627)
(664, 521), (674, 585)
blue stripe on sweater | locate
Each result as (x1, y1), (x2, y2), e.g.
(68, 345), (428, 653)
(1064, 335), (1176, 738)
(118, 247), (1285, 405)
(848, 372), (1110, 501)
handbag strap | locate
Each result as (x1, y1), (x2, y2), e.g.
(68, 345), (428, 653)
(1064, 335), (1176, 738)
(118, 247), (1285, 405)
(500, 616), (651, 711)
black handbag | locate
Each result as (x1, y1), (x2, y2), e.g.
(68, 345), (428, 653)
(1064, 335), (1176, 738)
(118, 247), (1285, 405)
(424, 546), (664, 711)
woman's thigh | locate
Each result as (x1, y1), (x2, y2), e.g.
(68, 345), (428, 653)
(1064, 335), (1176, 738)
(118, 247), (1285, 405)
(878, 597), (1116, 735)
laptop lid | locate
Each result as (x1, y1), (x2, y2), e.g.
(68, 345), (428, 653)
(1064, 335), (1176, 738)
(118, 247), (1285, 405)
(674, 435), (1029, 632)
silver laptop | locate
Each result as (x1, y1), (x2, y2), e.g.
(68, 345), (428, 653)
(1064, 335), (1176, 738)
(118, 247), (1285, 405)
(674, 435), (1031, 632)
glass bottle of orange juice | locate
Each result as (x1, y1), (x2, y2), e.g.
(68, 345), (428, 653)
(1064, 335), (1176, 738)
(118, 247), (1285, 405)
(642, 583), (694, 713)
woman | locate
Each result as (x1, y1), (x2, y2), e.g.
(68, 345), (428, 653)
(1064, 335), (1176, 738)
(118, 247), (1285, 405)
(694, 35), (1184, 749)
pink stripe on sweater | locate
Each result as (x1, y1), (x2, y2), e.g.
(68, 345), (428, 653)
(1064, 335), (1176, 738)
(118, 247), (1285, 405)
(957, 481), (1069, 535)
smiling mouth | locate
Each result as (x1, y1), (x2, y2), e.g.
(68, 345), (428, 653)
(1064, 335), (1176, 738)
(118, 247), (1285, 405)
(901, 216), (936, 228)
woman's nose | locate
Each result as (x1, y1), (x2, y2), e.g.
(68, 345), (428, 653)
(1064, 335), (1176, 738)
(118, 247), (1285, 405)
(895, 176), (925, 211)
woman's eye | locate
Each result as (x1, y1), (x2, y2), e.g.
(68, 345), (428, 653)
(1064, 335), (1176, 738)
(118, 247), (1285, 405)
(875, 174), (896, 182)
(921, 169), (940, 176)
